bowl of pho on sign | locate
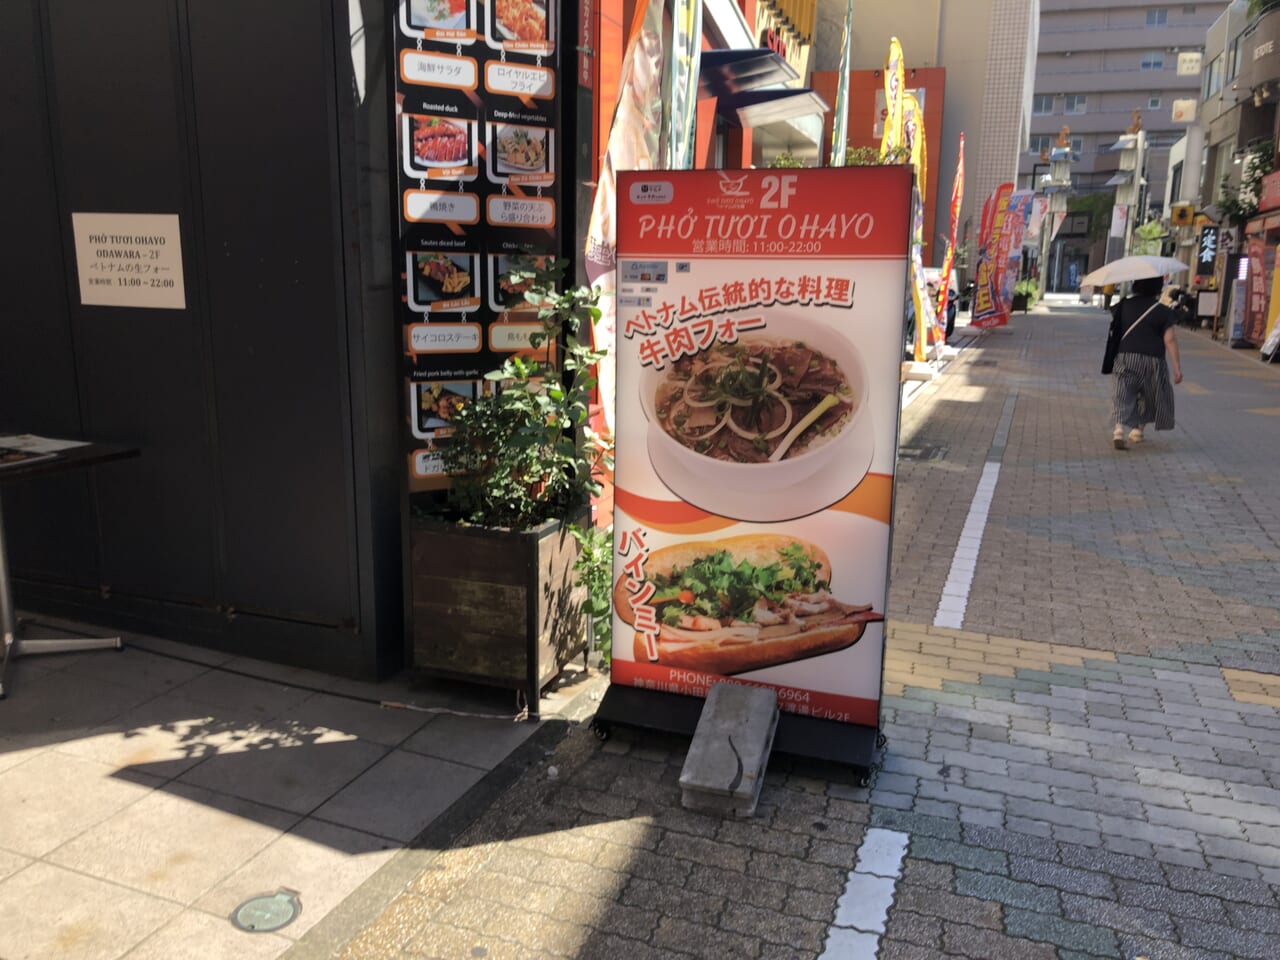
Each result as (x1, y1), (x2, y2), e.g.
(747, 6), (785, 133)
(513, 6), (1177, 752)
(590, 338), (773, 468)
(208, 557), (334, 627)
(640, 315), (869, 495)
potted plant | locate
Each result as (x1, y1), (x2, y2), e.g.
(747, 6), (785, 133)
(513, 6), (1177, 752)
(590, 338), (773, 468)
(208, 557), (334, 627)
(1012, 278), (1039, 312)
(410, 259), (612, 717)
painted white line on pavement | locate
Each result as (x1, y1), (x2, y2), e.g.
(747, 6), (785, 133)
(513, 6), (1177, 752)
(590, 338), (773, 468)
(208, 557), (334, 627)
(819, 827), (910, 959)
(933, 460), (1001, 629)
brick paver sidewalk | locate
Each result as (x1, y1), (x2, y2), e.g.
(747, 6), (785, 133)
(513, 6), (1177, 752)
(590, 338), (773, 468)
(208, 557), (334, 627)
(284, 306), (1280, 960)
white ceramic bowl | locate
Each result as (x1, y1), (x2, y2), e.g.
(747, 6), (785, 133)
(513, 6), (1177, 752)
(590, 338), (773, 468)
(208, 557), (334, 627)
(639, 313), (871, 496)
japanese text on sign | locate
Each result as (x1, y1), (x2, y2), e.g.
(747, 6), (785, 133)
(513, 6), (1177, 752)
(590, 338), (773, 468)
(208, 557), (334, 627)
(486, 196), (555, 228)
(620, 272), (856, 369)
(400, 50), (478, 90)
(618, 527), (658, 659)
(71, 212), (186, 310)
(407, 323), (482, 353)
(484, 62), (555, 98)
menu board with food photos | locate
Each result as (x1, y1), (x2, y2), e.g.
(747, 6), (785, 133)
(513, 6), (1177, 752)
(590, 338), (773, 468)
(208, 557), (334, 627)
(394, 0), (564, 486)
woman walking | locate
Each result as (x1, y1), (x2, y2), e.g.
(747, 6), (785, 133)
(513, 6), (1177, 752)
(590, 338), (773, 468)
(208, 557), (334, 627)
(1109, 276), (1182, 449)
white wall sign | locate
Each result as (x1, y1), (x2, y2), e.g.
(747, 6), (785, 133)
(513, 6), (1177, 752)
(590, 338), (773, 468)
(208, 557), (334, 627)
(1171, 99), (1197, 123)
(1177, 52), (1203, 77)
(71, 213), (186, 309)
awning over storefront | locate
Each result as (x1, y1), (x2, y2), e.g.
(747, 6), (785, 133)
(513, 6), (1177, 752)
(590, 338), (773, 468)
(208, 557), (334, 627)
(698, 50), (827, 143)
(716, 88), (829, 129)
(699, 49), (799, 98)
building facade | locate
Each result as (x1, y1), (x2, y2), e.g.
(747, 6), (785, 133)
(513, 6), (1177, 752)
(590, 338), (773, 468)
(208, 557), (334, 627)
(1023, 0), (1230, 216)
(811, 0), (1039, 276)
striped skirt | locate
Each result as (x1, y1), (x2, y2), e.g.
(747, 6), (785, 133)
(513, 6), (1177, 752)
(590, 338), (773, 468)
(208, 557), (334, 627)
(1112, 352), (1175, 431)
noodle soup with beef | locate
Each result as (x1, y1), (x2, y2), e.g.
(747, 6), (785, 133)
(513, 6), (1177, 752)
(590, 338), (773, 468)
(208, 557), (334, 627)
(653, 337), (854, 464)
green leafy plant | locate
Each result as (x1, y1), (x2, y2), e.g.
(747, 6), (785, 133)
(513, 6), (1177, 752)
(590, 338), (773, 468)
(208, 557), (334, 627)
(440, 260), (613, 529)
(1131, 218), (1167, 255)
(843, 144), (912, 166)
(569, 523), (613, 664)
(768, 151), (806, 168)
(1013, 278), (1040, 303)
(1219, 140), (1275, 228)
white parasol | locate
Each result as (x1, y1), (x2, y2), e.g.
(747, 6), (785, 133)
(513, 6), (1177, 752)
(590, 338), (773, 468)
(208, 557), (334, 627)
(1079, 255), (1189, 289)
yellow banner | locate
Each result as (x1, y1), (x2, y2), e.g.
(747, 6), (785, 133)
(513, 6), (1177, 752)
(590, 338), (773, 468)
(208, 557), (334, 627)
(880, 38), (904, 161)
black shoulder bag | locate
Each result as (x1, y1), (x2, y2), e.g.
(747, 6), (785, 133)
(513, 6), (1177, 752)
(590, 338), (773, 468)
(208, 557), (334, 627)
(1101, 302), (1158, 375)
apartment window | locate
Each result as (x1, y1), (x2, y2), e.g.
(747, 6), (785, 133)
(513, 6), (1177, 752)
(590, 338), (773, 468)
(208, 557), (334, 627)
(1183, 5), (1196, 13)
(1032, 94), (1055, 115)
(1204, 55), (1223, 98)
(1229, 35), (1244, 81)
(1028, 135), (1053, 155)
(1064, 94), (1087, 115)
(1141, 51), (1165, 71)
(1149, 95), (1162, 109)
(1146, 9), (1168, 27)
(1071, 136), (1084, 155)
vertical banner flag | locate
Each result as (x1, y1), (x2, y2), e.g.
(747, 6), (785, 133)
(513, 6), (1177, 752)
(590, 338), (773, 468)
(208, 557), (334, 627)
(584, 0), (668, 428)
(971, 182), (1013, 329)
(612, 166), (914, 727)
(880, 38), (905, 160)
(665, 0), (703, 170)
(902, 93), (935, 361)
(830, 0), (854, 166)
(937, 133), (965, 342)
(999, 190), (1035, 313)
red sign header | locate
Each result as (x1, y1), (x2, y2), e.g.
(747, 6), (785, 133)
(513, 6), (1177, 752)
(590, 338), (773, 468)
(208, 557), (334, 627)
(617, 167), (913, 258)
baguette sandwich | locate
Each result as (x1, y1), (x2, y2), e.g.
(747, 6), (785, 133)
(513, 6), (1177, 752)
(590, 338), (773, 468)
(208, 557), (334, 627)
(615, 533), (883, 676)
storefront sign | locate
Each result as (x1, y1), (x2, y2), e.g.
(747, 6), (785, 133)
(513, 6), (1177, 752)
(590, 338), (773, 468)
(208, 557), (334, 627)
(1177, 52), (1203, 76)
(1197, 225), (1219, 276)
(610, 166), (912, 727)
(1245, 234), (1270, 345)
(1259, 171), (1280, 214)
(71, 213), (185, 309)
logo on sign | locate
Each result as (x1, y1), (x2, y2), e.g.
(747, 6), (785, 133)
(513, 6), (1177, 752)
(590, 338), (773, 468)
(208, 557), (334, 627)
(717, 172), (751, 197)
(629, 181), (673, 204)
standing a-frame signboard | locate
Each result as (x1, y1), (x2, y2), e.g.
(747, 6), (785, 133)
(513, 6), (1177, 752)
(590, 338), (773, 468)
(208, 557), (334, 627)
(591, 166), (913, 775)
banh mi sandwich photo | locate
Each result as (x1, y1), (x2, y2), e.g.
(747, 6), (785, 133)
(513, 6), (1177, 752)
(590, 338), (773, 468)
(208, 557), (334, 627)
(614, 533), (883, 676)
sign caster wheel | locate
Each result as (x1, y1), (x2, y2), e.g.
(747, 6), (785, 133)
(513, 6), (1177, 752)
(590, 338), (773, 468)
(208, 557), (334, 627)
(590, 720), (612, 742)
(857, 772), (872, 788)
(876, 732), (888, 749)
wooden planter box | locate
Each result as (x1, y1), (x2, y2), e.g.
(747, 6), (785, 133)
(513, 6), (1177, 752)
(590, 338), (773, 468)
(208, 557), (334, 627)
(410, 515), (587, 718)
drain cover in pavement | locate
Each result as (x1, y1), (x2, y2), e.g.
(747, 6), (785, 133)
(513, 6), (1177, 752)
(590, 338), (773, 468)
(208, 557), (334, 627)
(899, 445), (947, 462)
(231, 889), (301, 933)
(972, 359), (998, 366)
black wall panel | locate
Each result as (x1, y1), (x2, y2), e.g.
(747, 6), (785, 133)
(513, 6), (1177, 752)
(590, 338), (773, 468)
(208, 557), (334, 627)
(0, 0), (97, 586)
(45, 0), (217, 601)
(186, 0), (355, 619)
(0, 0), (402, 677)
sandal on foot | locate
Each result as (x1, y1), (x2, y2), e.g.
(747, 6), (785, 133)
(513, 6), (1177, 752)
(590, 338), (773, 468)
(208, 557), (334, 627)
(1112, 426), (1126, 450)
(1128, 428), (1144, 444)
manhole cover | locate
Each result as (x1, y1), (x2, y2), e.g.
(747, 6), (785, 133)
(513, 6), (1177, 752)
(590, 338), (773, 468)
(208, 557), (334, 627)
(972, 359), (998, 366)
(231, 889), (301, 933)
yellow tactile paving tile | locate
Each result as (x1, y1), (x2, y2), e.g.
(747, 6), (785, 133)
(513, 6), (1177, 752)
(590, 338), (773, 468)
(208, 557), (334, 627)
(1222, 667), (1280, 709)
(882, 622), (1117, 691)
(1245, 407), (1280, 416)
(1179, 381), (1211, 395)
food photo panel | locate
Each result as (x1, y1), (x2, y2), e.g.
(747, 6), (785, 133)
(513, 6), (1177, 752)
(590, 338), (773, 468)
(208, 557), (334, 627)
(489, 124), (553, 182)
(402, 115), (477, 181)
(407, 252), (480, 312)
(487, 252), (551, 312)
(410, 380), (482, 439)
(401, 0), (472, 37)
(485, 0), (552, 50)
